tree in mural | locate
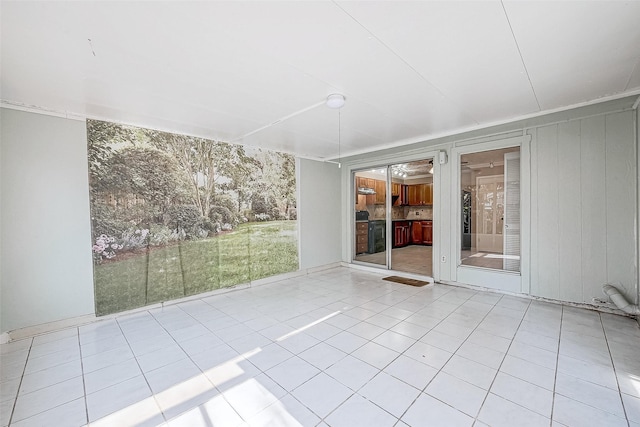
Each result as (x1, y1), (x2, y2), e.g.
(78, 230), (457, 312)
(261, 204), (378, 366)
(87, 119), (298, 316)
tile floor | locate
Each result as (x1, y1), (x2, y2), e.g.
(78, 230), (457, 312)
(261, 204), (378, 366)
(355, 246), (433, 277)
(2, 267), (640, 427)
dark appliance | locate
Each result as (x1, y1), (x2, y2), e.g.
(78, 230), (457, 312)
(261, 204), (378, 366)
(368, 220), (386, 253)
(461, 190), (472, 250)
(356, 210), (369, 221)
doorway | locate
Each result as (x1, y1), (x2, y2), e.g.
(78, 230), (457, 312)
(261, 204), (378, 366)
(455, 141), (525, 292)
(353, 159), (435, 277)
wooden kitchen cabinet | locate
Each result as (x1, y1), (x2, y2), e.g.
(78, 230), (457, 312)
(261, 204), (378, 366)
(355, 222), (369, 254)
(411, 220), (433, 245)
(408, 184), (433, 205)
(392, 183), (401, 206)
(393, 221), (410, 248)
(407, 185), (418, 205)
(374, 179), (386, 204)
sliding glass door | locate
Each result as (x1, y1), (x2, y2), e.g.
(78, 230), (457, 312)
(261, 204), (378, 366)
(353, 169), (388, 266)
(352, 159), (435, 277)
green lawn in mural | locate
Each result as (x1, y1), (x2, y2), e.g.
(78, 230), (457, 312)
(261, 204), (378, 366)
(94, 221), (298, 316)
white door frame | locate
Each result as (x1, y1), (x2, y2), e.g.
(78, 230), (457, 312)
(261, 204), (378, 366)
(344, 149), (441, 280)
(450, 135), (531, 293)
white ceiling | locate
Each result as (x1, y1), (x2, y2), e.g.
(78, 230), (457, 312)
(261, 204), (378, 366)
(2, 1), (639, 160)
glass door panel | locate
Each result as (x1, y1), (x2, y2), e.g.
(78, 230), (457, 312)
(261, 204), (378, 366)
(353, 169), (387, 266)
(460, 147), (520, 272)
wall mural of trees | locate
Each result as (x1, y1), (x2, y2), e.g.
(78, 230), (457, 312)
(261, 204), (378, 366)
(87, 120), (298, 315)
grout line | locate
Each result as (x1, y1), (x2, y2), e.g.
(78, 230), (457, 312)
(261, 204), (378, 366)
(77, 328), (90, 426)
(113, 314), (168, 426)
(549, 304), (564, 425)
(6, 338), (34, 426)
(470, 296), (533, 423)
(600, 313), (632, 427)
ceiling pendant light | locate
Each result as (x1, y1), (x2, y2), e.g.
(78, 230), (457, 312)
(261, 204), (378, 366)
(326, 94), (346, 168)
(326, 93), (346, 109)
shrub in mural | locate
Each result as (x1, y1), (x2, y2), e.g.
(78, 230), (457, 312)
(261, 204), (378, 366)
(87, 120), (298, 315)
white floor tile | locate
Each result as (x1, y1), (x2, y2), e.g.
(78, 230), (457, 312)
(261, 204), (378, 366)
(401, 393), (473, 427)
(80, 333), (128, 358)
(265, 356), (320, 391)
(419, 329), (464, 353)
(383, 355), (438, 390)
(490, 372), (553, 417)
(145, 357), (202, 394)
(23, 346), (80, 375)
(0, 339), (32, 356)
(455, 341), (505, 369)
(478, 393), (549, 427)
(622, 393), (640, 424)
(388, 321), (430, 340)
(552, 394), (628, 427)
(155, 373), (220, 420)
(372, 330), (416, 353)
(618, 370), (640, 398)
(18, 360), (82, 395)
(513, 329), (559, 353)
(86, 375), (152, 422)
(11, 397), (86, 427)
(358, 372), (420, 418)
(12, 376), (84, 422)
(351, 342), (399, 370)
(325, 394), (398, 427)
(166, 393), (243, 427)
(82, 345), (134, 373)
(326, 331), (368, 353)
(558, 354), (620, 393)
(1, 398), (14, 427)
(325, 355), (380, 391)
(403, 341), (453, 370)
(136, 345), (187, 373)
(555, 372), (625, 417)
(499, 355), (556, 391)
(425, 371), (486, 417)
(176, 332), (224, 356)
(442, 355), (497, 390)
(1, 377), (21, 403)
(277, 332), (320, 355)
(347, 321), (386, 342)
(190, 343), (240, 372)
(83, 357), (142, 394)
(91, 396), (165, 427)
(247, 393), (320, 427)
(226, 332), (272, 354)
(291, 373), (353, 418)
(507, 341), (558, 370)
(244, 343), (293, 372)
(28, 336), (79, 359)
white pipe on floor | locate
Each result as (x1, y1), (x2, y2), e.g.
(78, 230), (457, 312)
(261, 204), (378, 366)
(602, 284), (640, 315)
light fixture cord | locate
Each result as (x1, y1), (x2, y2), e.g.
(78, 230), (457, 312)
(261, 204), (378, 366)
(338, 110), (341, 168)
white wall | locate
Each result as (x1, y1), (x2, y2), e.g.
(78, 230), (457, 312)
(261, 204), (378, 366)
(1, 108), (95, 333)
(529, 111), (637, 304)
(297, 159), (342, 269)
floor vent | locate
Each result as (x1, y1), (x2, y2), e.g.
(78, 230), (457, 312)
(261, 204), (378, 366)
(382, 276), (431, 287)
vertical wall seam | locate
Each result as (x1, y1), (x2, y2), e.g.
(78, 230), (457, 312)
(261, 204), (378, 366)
(604, 115), (609, 285)
(578, 121), (584, 304)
